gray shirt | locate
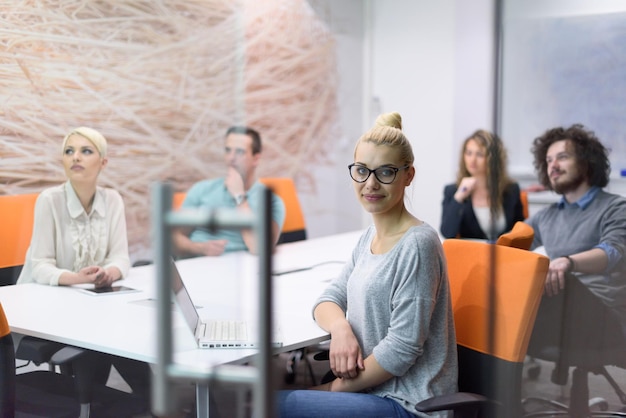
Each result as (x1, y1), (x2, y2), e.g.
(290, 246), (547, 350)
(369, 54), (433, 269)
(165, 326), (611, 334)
(314, 224), (458, 417)
(527, 188), (626, 326)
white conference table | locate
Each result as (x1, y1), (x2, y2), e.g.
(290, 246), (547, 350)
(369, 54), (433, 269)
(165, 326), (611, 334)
(0, 230), (362, 414)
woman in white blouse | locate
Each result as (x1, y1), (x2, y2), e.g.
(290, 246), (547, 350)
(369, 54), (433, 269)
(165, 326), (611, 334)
(18, 127), (130, 286)
(16, 127), (150, 408)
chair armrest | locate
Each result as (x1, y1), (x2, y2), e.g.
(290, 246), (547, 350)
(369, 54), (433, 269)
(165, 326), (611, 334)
(15, 336), (67, 365)
(415, 392), (489, 414)
(313, 350), (329, 361)
(50, 346), (86, 365)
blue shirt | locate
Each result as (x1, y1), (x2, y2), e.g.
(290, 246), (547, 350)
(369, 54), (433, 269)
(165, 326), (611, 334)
(182, 178), (286, 252)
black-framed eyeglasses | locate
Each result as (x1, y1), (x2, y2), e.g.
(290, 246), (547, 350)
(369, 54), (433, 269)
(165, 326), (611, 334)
(348, 164), (409, 184)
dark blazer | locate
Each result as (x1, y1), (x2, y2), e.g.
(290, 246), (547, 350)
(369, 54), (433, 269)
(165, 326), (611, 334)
(440, 182), (525, 239)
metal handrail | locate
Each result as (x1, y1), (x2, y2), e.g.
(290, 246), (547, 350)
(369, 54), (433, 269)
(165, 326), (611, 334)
(150, 182), (274, 417)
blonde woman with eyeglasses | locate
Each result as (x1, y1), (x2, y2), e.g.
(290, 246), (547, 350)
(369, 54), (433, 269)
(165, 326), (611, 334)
(278, 113), (457, 418)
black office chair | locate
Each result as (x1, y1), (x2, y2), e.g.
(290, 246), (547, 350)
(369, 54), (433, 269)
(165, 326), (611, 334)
(0, 303), (148, 418)
(522, 275), (626, 417)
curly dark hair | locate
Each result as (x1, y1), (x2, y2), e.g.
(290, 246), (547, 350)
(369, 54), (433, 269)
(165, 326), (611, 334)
(531, 124), (611, 190)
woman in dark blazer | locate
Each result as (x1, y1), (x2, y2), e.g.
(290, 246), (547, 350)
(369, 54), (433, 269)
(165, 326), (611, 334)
(440, 130), (525, 240)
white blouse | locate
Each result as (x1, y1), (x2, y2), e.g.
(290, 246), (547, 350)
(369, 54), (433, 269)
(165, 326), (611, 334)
(473, 206), (506, 239)
(17, 181), (130, 286)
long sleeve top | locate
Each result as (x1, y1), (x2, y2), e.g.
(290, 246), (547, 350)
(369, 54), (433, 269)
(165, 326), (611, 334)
(17, 181), (130, 286)
(314, 224), (458, 417)
(526, 187), (626, 326)
(440, 182), (524, 239)
(182, 178), (286, 252)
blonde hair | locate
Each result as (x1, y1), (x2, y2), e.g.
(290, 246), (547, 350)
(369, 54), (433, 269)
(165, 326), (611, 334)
(355, 112), (414, 165)
(61, 127), (107, 158)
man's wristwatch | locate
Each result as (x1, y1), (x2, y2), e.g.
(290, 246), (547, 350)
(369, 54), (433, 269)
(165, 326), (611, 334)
(234, 193), (247, 206)
(564, 255), (575, 272)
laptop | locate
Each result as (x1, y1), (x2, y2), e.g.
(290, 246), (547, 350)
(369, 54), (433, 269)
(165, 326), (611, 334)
(170, 259), (283, 349)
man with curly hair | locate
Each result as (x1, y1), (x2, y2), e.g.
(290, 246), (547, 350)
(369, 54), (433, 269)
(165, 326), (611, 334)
(525, 124), (626, 389)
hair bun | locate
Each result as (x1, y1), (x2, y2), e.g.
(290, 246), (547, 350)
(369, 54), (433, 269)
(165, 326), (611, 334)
(375, 112), (402, 130)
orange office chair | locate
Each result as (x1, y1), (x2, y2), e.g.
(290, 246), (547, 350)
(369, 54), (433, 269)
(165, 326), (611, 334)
(495, 221), (543, 391)
(172, 179), (307, 244)
(259, 177), (307, 244)
(415, 239), (549, 418)
(520, 190), (530, 220)
(172, 191), (186, 210)
(0, 193), (38, 286)
(496, 221), (535, 251)
(259, 177), (312, 384)
(0, 193), (69, 369)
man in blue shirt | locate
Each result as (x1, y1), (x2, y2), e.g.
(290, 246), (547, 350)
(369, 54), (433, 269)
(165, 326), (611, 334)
(172, 126), (285, 257)
(525, 124), (626, 375)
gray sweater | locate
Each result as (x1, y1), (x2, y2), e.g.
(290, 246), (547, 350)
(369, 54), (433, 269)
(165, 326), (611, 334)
(527, 189), (626, 327)
(314, 224), (458, 417)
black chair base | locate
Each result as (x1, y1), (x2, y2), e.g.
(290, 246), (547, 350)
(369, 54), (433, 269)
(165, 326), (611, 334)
(522, 365), (626, 418)
(16, 371), (149, 418)
(284, 348), (317, 386)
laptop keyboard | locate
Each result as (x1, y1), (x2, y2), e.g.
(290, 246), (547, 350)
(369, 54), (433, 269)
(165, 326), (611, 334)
(207, 320), (248, 341)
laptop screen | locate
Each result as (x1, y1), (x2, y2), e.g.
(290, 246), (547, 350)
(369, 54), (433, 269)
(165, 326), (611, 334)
(170, 259), (201, 334)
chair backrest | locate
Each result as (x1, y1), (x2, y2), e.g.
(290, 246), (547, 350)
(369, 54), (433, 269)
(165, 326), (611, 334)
(443, 239), (548, 417)
(172, 179), (307, 243)
(259, 177), (307, 244)
(0, 193), (38, 269)
(520, 190), (529, 220)
(495, 221), (534, 250)
(0, 194), (39, 286)
(172, 191), (186, 210)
